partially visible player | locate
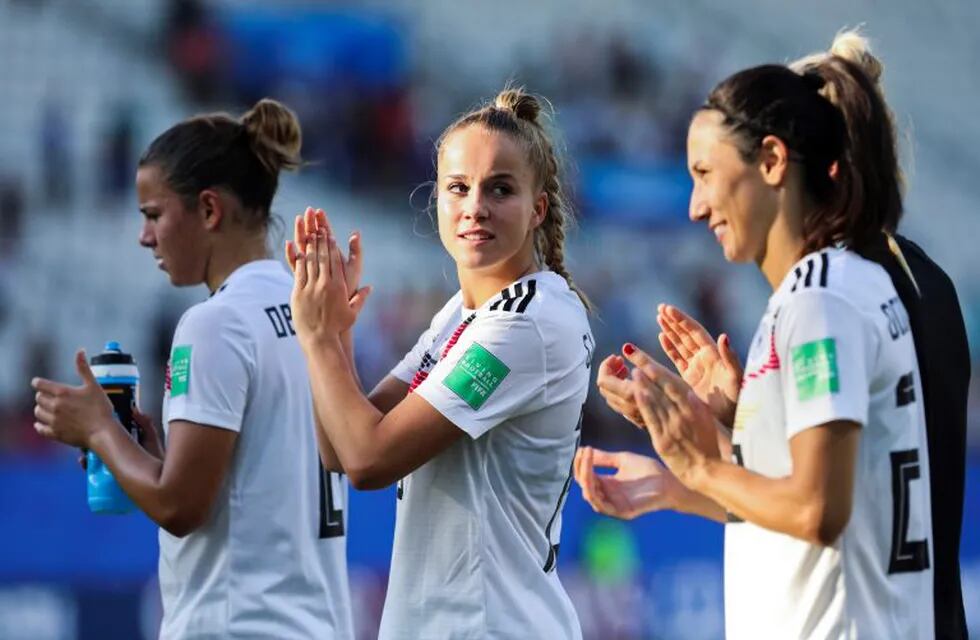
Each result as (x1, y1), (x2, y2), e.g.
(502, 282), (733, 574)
(288, 87), (593, 639)
(789, 47), (970, 640)
(32, 99), (354, 639)
(580, 30), (935, 639)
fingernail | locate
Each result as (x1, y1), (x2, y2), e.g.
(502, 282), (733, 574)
(623, 343), (636, 355)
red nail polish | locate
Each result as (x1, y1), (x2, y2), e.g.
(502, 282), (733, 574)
(623, 343), (636, 355)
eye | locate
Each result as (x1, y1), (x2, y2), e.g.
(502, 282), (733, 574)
(446, 182), (468, 195)
(491, 182), (514, 197)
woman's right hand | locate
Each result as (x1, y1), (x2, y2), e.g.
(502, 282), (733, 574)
(656, 304), (742, 427)
(286, 207), (363, 299)
(574, 446), (688, 520)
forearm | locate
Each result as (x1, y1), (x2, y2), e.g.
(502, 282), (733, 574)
(87, 422), (183, 529)
(674, 485), (728, 523)
(310, 331), (361, 472)
(302, 334), (386, 474)
(689, 460), (828, 543)
(339, 329), (363, 392)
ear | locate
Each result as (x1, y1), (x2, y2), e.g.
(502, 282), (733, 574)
(198, 189), (225, 231)
(758, 135), (791, 187)
(531, 191), (548, 229)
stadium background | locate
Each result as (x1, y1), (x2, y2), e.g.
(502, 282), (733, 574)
(0, 1), (977, 638)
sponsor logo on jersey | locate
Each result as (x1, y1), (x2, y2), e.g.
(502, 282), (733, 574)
(443, 342), (509, 410)
(170, 345), (192, 397)
(791, 337), (839, 401)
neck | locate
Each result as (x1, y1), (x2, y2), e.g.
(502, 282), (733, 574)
(205, 232), (269, 293)
(457, 257), (538, 309)
(758, 202), (807, 291)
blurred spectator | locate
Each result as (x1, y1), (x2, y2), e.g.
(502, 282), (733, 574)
(40, 97), (71, 206)
(99, 104), (136, 204)
(0, 175), (24, 259)
(165, 0), (226, 103)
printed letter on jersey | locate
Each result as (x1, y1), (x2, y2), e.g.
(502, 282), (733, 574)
(443, 343), (510, 410)
(170, 345), (192, 397)
(791, 338), (839, 401)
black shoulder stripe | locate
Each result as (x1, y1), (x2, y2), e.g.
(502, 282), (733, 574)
(502, 282), (524, 312)
(803, 258), (815, 288)
(489, 285), (515, 311)
(790, 266), (803, 292)
(489, 280), (537, 313)
(515, 279), (537, 313)
(790, 252), (830, 293)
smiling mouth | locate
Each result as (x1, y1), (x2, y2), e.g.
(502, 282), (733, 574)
(458, 230), (495, 242)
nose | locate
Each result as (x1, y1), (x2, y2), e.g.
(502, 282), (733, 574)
(689, 189), (710, 222)
(138, 222), (155, 248)
(462, 188), (489, 221)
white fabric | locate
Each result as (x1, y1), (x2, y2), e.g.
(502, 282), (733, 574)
(159, 260), (353, 639)
(727, 248), (934, 639)
(383, 270), (591, 639)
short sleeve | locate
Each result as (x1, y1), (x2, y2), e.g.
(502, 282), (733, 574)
(389, 327), (435, 385)
(165, 304), (255, 432)
(776, 290), (877, 439)
(414, 312), (547, 439)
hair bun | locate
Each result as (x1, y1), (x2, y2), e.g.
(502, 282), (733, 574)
(494, 88), (542, 123)
(240, 98), (302, 173)
(829, 28), (883, 84)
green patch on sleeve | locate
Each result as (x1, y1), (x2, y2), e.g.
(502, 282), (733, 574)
(791, 338), (839, 401)
(170, 345), (192, 397)
(443, 343), (510, 410)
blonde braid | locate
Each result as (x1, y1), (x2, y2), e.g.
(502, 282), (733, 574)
(535, 143), (593, 311)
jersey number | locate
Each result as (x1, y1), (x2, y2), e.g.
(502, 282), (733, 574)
(888, 449), (930, 573)
(319, 462), (345, 539)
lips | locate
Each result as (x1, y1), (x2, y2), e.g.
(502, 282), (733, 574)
(710, 222), (728, 242)
(458, 229), (495, 241)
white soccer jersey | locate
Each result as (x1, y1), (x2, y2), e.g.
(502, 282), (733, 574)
(159, 260), (353, 640)
(727, 248), (934, 639)
(383, 270), (592, 640)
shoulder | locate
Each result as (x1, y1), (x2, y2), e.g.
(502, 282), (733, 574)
(485, 272), (589, 335)
(174, 296), (252, 343)
(783, 249), (894, 313)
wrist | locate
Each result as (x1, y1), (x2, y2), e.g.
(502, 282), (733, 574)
(684, 456), (717, 495)
(86, 417), (120, 452)
(299, 330), (341, 351)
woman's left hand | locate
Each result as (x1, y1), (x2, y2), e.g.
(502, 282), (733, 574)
(31, 350), (118, 448)
(623, 345), (719, 488)
(289, 212), (372, 344)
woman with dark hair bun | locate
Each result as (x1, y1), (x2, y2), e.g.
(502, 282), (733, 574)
(31, 99), (354, 639)
(578, 30), (937, 638)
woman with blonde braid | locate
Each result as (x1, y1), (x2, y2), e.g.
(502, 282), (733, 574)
(288, 88), (594, 639)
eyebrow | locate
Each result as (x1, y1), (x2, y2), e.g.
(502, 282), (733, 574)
(443, 172), (517, 181)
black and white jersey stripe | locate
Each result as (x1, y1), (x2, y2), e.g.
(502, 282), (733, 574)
(489, 279), (537, 313)
(790, 251), (830, 293)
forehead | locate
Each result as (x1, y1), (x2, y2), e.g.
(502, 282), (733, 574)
(687, 110), (742, 164)
(438, 125), (532, 178)
(135, 164), (181, 206)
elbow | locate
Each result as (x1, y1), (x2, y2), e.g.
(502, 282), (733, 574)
(346, 462), (396, 491)
(157, 503), (209, 538)
(798, 501), (851, 546)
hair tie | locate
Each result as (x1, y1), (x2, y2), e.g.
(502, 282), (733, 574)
(802, 70), (826, 93)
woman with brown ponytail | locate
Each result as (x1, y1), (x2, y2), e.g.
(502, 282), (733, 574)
(577, 30), (937, 638)
(288, 88), (593, 639)
(31, 99), (354, 639)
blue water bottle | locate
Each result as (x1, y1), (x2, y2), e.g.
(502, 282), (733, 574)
(86, 342), (139, 514)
